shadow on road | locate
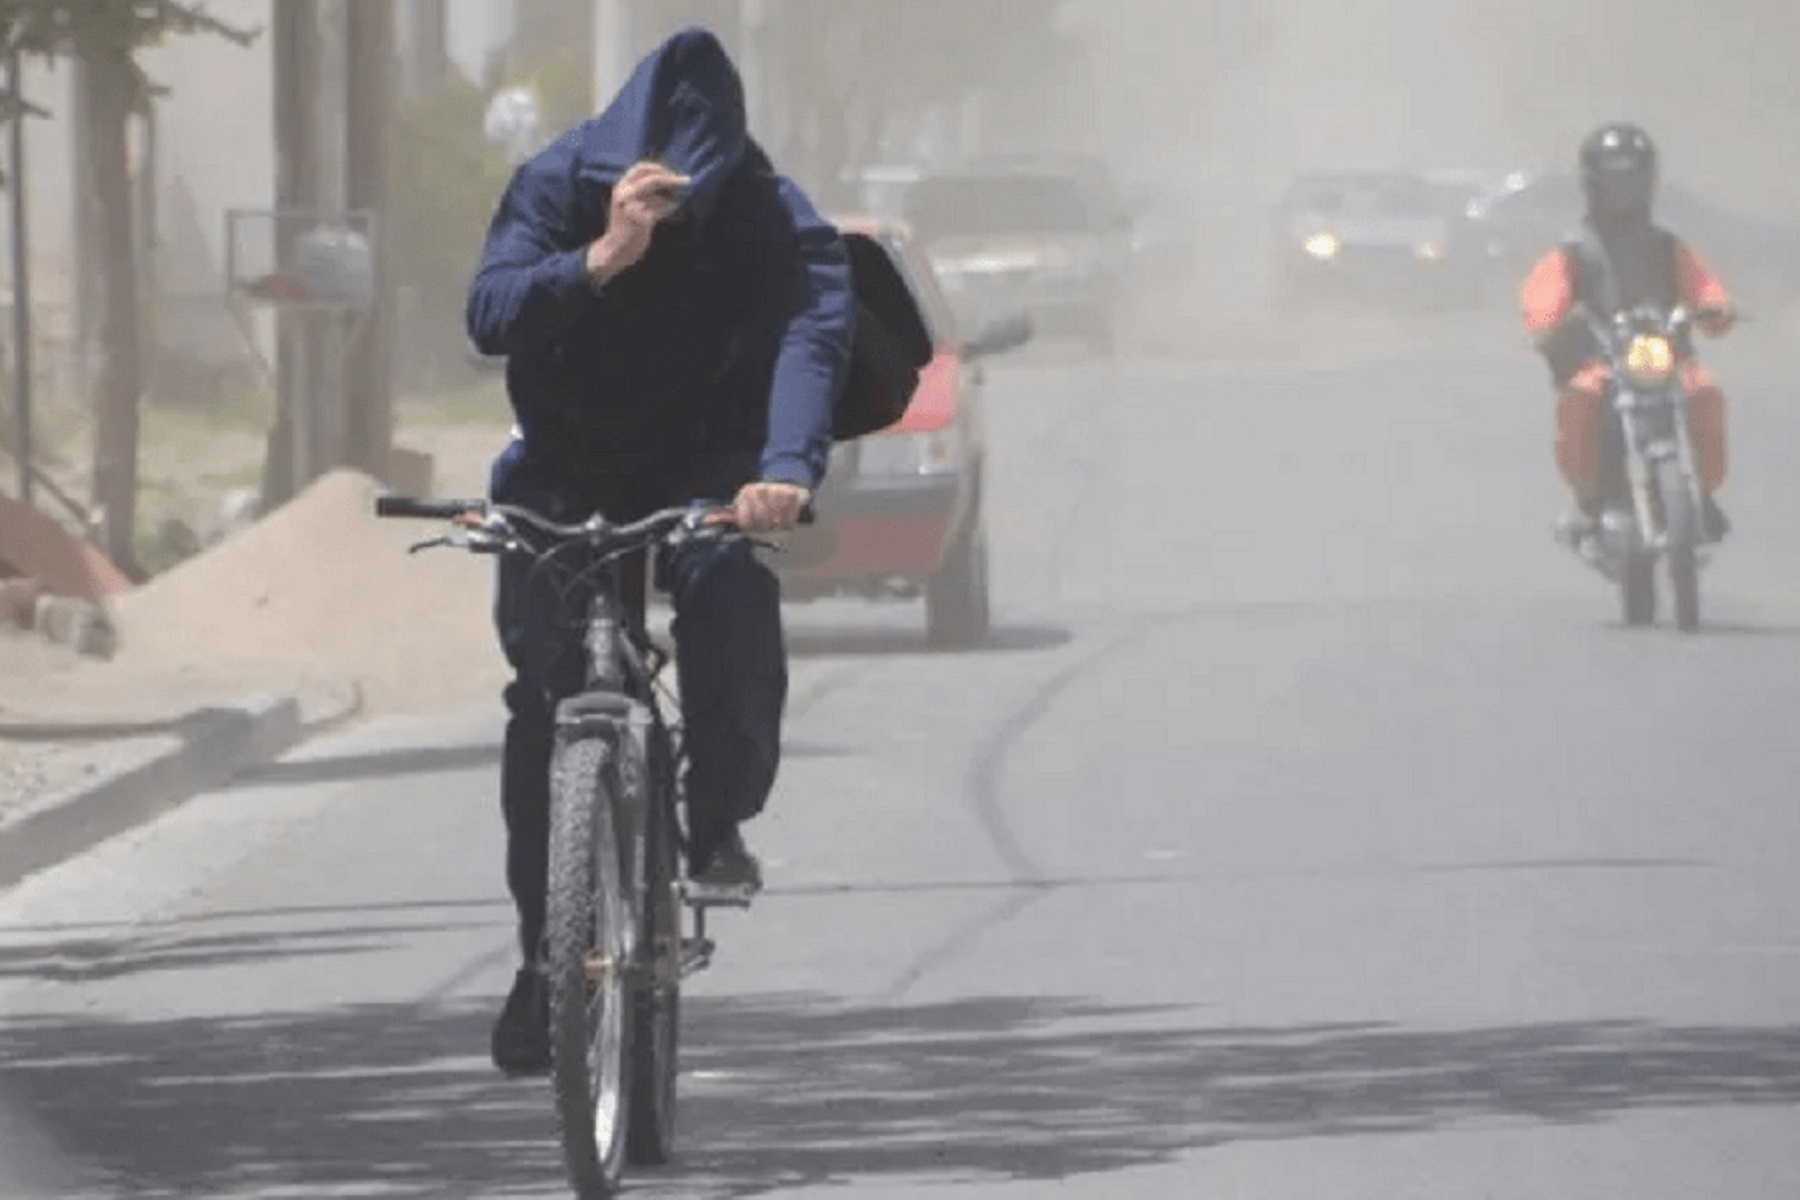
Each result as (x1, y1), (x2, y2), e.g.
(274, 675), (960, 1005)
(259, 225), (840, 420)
(1, 991), (1797, 1196)
(1681, 620), (1800, 640)
(236, 741), (505, 790)
(0, 913), (497, 985)
(209, 622), (1075, 790)
(788, 622), (1073, 660)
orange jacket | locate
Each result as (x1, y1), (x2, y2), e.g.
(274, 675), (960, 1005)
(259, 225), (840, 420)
(1521, 240), (1735, 340)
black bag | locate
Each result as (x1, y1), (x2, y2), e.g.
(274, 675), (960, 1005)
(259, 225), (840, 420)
(832, 231), (934, 441)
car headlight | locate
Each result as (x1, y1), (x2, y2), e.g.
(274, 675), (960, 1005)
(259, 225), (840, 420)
(1302, 232), (1339, 261)
(857, 427), (962, 477)
(1414, 240), (1445, 262)
(1624, 334), (1675, 386)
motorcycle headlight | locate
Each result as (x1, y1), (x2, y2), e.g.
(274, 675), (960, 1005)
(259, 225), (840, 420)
(1624, 334), (1675, 386)
(1414, 240), (1445, 262)
(1302, 232), (1339, 261)
(857, 427), (962, 477)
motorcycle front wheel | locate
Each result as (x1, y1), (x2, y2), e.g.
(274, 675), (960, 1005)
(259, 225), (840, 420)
(1655, 460), (1701, 632)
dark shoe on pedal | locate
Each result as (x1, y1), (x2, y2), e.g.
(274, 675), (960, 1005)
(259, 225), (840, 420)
(688, 826), (763, 903)
(491, 964), (550, 1076)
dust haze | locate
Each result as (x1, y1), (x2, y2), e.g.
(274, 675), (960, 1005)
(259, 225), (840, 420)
(1028, 0), (1800, 340)
(1061, 0), (1799, 210)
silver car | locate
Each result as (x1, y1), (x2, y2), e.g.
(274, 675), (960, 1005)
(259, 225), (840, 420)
(1274, 170), (1482, 311)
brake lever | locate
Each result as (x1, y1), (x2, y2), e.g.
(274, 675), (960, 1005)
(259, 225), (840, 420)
(409, 528), (509, 555)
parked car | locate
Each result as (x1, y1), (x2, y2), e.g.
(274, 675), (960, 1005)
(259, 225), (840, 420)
(777, 216), (1033, 647)
(895, 155), (1133, 355)
(1273, 169), (1486, 311)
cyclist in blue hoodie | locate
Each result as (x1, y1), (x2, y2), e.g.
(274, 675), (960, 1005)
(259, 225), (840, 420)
(466, 28), (853, 1075)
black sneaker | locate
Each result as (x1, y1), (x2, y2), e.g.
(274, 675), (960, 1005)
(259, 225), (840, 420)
(491, 965), (550, 1076)
(690, 826), (763, 897)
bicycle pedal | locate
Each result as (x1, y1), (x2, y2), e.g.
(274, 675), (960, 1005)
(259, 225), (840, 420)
(679, 936), (716, 978)
(681, 880), (757, 910)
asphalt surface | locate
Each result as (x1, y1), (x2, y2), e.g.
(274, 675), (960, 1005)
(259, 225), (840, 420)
(3, 312), (1800, 1198)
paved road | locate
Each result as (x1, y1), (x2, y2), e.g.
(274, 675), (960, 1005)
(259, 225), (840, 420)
(3, 317), (1800, 1198)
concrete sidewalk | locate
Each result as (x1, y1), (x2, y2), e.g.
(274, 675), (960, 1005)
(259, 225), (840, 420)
(0, 628), (363, 893)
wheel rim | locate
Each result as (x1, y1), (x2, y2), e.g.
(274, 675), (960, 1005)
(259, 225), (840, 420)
(587, 819), (628, 1154)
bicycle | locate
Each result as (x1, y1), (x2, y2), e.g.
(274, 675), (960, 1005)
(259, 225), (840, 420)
(374, 493), (765, 1198)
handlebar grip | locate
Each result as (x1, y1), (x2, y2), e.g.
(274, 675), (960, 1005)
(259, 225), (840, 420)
(374, 495), (483, 520)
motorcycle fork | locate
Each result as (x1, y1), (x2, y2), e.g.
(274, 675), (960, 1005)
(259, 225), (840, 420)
(1618, 401), (1661, 551)
(1668, 393), (1707, 525)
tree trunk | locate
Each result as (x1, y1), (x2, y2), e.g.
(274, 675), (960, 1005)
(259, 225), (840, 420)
(68, 57), (102, 396)
(81, 51), (143, 575)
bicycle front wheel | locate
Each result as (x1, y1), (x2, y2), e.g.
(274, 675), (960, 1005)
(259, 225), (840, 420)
(547, 734), (633, 1198)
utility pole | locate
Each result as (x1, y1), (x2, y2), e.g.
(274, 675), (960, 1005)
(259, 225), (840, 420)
(345, 0), (395, 480)
(310, 0), (351, 477)
(67, 58), (99, 403)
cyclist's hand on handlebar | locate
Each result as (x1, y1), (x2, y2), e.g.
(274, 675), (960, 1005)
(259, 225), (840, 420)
(716, 481), (812, 533)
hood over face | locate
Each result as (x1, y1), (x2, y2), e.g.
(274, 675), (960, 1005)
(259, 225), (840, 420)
(573, 27), (756, 223)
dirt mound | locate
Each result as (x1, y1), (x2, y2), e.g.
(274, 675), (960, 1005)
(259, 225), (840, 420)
(110, 469), (509, 718)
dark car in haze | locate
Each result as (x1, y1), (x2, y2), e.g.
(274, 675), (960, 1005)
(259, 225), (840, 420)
(1273, 169), (1485, 312)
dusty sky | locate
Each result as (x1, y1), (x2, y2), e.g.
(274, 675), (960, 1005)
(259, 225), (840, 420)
(1057, 0), (1799, 221)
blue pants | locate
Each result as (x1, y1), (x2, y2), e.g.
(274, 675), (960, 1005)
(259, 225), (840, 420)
(490, 439), (788, 959)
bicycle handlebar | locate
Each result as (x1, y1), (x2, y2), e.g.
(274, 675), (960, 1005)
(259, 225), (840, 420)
(373, 495), (478, 521)
(373, 494), (814, 559)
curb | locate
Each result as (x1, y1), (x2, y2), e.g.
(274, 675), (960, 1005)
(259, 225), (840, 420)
(0, 693), (307, 892)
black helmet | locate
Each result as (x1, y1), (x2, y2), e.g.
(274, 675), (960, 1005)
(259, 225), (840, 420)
(1579, 122), (1657, 222)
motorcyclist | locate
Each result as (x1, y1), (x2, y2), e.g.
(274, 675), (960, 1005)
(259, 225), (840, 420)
(1519, 122), (1737, 543)
(465, 28), (853, 1075)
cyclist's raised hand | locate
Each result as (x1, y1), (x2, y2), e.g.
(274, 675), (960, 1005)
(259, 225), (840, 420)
(586, 160), (690, 285)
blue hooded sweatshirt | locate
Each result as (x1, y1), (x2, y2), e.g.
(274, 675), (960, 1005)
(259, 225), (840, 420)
(466, 28), (853, 489)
